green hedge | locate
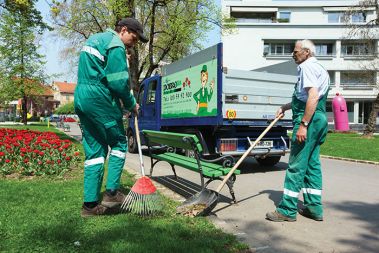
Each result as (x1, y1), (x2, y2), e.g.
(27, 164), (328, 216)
(54, 102), (75, 114)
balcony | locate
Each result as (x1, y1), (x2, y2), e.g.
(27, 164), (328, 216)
(340, 83), (376, 90)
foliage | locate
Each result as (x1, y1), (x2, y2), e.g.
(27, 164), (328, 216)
(49, 0), (234, 88)
(0, 128), (81, 176)
(321, 132), (379, 162)
(0, 0), (50, 124)
(345, 0), (379, 136)
(54, 102), (75, 114)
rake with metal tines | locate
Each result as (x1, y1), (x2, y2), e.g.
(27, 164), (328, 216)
(121, 111), (163, 215)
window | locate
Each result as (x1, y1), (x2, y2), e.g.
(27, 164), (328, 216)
(341, 42), (374, 56)
(264, 42), (294, 56)
(146, 81), (157, 104)
(137, 87), (144, 104)
(328, 71), (335, 86)
(328, 12), (349, 23)
(341, 71), (375, 86)
(351, 12), (366, 23)
(231, 12), (276, 23)
(278, 11), (291, 23)
(315, 43), (334, 56)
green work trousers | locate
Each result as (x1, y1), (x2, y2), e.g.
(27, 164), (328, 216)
(277, 95), (328, 218)
(75, 84), (128, 203)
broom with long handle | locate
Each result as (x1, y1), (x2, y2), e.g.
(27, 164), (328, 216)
(121, 99), (163, 215)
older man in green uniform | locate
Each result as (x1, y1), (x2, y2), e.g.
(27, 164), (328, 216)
(74, 18), (148, 217)
(266, 39), (329, 222)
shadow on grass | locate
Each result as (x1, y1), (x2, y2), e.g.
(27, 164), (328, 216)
(26, 213), (241, 253)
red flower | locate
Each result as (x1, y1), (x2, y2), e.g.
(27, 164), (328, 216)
(74, 151), (80, 156)
(0, 152), (4, 156)
(57, 159), (61, 164)
(65, 156), (71, 161)
(5, 159), (10, 163)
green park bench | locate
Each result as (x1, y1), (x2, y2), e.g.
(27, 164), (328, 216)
(142, 130), (240, 202)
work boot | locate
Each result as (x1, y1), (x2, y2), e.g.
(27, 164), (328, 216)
(266, 210), (296, 222)
(101, 190), (126, 208)
(81, 204), (108, 217)
(298, 208), (323, 221)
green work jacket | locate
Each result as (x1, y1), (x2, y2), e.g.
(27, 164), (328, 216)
(76, 28), (136, 113)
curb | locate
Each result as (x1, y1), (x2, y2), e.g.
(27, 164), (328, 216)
(321, 155), (379, 165)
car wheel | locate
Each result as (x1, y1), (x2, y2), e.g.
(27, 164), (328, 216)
(127, 131), (138, 154)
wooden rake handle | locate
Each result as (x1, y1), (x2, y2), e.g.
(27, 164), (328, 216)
(215, 116), (282, 193)
(130, 89), (145, 176)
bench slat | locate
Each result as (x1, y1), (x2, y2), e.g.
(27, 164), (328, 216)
(162, 153), (240, 175)
(152, 153), (224, 177)
(143, 130), (203, 153)
(152, 152), (240, 176)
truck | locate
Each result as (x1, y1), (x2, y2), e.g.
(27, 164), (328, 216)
(127, 43), (296, 167)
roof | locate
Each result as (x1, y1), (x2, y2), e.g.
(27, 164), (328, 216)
(40, 85), (54, 96)
(53, 81), (76, 94)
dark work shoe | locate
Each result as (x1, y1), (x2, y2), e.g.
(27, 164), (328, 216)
(266, 210), (296, 222)
(298, 208), (323, 221)
(101, 190), (126, 208)
(81, 204), (108, 217)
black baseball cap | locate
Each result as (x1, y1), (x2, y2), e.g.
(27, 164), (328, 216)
(117, 18), (148, 43)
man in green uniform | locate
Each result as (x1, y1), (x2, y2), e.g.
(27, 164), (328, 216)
(266, 39), (329, 222)
(75, 18), (148, 217)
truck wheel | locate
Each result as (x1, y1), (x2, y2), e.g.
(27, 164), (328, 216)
(256, 156), (281, 167)
(127, 131), (138, 154)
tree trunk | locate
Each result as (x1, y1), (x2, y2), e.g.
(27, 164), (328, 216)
(22, 96), (28, 125)
(128, 47), (140, 93)
(363, 92), (379, 137)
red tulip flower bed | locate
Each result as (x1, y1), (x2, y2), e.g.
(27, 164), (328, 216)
(0, 128), (80, 176)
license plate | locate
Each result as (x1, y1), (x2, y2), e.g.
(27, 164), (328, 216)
(253, 140), (273, 148)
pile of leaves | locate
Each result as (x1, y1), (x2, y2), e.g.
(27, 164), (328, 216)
(0, 128), (80, 176)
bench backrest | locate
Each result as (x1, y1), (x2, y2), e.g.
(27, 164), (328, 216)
(142, 130), (203, 153)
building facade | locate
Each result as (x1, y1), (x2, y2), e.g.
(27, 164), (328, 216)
(51, 81), (76, 107)
(222, 0), (379, 126)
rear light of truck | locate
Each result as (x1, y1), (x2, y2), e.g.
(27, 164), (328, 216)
(220, 138), (238, 152)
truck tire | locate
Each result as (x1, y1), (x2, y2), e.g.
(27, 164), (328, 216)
(256, 156), (281, 167)
(127, 131), (138, 154)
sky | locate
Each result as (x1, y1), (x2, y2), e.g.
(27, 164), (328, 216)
(36, 0), (221, 84)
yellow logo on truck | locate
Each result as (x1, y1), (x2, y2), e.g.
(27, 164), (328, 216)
(226, 109), (237, 120)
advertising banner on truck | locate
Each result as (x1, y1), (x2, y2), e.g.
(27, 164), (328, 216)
(161, 59), (218, 119)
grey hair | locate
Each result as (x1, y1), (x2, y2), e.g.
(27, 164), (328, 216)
(296, 39), (316, 56)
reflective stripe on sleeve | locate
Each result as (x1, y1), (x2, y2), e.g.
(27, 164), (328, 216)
(110, 150), (126, 159)
(283, 188), (300, 198)
(82, 46), (105, 62)
(106, 71), (129, 82)
(302, 188), (322, 195)
(84, 157), (105, 167)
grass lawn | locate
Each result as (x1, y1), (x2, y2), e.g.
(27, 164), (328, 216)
(321, 132), (379, 162)
(0, 124), (249, 253)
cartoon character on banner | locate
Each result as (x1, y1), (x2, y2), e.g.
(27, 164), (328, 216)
(193, 65), (214, 115)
